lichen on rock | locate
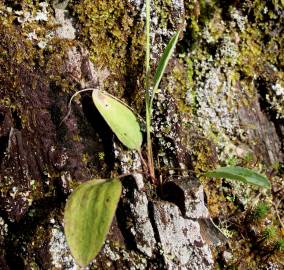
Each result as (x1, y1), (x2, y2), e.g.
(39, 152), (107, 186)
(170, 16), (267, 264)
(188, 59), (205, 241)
(49, 224), (77, 270)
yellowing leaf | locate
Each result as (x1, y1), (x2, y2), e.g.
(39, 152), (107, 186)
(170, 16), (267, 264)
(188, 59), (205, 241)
(205, 166), (271, 188)
(92, 90), (142, 150)
(64, 178), (122, 267)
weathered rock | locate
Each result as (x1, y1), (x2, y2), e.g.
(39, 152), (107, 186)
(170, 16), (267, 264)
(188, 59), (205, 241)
(0, 40), (95, 222)
(160, 176), (227, 247)
(152, 201), (213, 270)
(161, 176), (209, 219)
(129, 190), (156, 257)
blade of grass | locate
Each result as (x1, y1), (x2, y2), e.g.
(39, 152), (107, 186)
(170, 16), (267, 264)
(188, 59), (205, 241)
(150, 30), (181, 109)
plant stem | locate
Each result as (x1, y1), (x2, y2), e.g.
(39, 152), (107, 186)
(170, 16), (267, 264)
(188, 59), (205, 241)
(138, 150), (149, 174)
(60, 88), (96, 126)
(145, 101), (155, 181)
(145, 0), (156, 182)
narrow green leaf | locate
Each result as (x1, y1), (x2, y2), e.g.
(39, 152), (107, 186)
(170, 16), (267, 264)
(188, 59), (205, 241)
(150, 30), (181, 106)
(145, 0), (151, 105)
(145, 0), (150, 77)
(64, 178), (122, 267)
(92, 90), (143, 150)
(205, 166), (271, 188)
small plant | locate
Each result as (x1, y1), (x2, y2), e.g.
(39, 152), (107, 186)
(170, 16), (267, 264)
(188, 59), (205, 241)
(254, 226), (284, 261)
(256, 225), (277, 247)
(253, 202), (270, 221)
(63, 0), (271, 267)
(262, 226), (277, 241)
(263, 238), (284, 260)
(274, 239), (284, 252)
(63, 0), (180, 266)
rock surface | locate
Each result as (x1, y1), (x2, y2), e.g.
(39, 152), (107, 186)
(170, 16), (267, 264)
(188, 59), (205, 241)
(0, 0), (283, 269)
(152, 201), (213, 270)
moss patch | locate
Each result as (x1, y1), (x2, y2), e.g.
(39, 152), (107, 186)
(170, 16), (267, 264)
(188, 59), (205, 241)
(70, 0), (145, 97)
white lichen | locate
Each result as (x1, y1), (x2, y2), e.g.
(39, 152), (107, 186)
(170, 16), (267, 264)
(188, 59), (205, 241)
(217, 36), (239, 65)
(114, 143), (144, 190)
(266, 82), (284, 119)
(49, 225), (78, 270)
(152, 89), (182, 167)
(193, 65), (239, 136)
(230, 7), (247, 32)
(0, 217), (8, 237)
(101, 241), (121, 261)
(12, 2), (50, 24)
(54, 5), (76, 40)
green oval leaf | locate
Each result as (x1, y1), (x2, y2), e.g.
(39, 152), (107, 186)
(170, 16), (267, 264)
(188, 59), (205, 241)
(205, 166), (271, 188)
(64, 178), (122, 267)
(92, 90), (142, 150)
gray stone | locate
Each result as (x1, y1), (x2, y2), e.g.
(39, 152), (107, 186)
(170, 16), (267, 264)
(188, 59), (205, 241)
(163, 176), (209, 219)
(152, 201), (214, 270)
(129, 190), (156, 257)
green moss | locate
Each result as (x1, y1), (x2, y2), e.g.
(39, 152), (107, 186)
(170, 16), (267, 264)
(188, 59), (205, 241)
(189, 136), (218, 174)
(237, 30), (262, 78)
(0, 4), (87, 218)
(198, 0), (217, 26)
(166, 59), (190, 113)
(235, 1), (282, 79)
(70, 0), (145, 96)
(154, 0), (173, 29)
(183, 0), (219, 48)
